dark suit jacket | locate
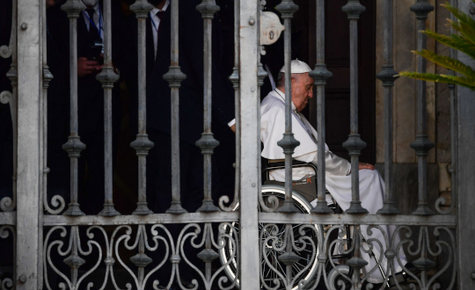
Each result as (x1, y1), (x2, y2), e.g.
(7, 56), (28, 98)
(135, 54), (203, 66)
(140, 0), (235, 145)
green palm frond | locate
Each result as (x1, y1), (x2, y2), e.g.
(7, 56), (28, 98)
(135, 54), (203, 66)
(438, 74), (475, 88)
(448, 19), (475, 47)
(422, 30), (475, 59)
(413, 49), (475, 78)
(399, 72), (475, 90)
(442, 3), (475, 46)
(400, 1), (475, 91)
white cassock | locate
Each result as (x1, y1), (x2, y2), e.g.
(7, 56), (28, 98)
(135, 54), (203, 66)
(260, 89), (407, 283)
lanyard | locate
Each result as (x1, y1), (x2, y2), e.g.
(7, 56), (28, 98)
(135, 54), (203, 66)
(83, 5), (103, 39)
(149, 12), (158, 32)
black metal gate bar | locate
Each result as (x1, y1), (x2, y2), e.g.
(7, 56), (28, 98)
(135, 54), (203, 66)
(310, 0), (333, 214)
(62, 0), (86, 216)
(196, 0), (221, 212)
(130, 0), (154, 215)
(97, 0), (120, 216)
(440, 0), (457, 216)
(409, 0), (435, 216)
(376, 0), (400, 214)
(163, 0), (187, 213)
(342, 0), (368, 214)
(276, 0), (299, 213)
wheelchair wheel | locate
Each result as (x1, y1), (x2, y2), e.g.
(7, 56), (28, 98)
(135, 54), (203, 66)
(219, 184), (321, 290)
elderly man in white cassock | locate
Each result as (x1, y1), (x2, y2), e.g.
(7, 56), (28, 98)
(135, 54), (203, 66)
(260, 59), (409, 284)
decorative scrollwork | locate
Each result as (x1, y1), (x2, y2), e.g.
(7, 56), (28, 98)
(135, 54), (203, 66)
(0, 278), (13, 290)
(111, 224), (172, 290)
(177, 223), (240, 290)
(259, 193), (280, 212)
(435, 195), (454, 215)
(360, 225), (389, 285)
(44, 226), (108, 290)
(0, 226), (14, 240)
(259, 223), (320, 290)
(0, 226), (14, 290)
(0, 90), (12, 105)
(37, 221), (456, 290)
(323, 225), (355, 289)
(216, 222), (239, 290)
(43, 193), (66, 215)
(0, 45), (13, 59)
(0, 77), (17, 213)
(40, 223), (243, 290)
(218, 194), (238, 212)
(393, 226), (456, 290)
(323, 224), (405, 290)
(81, 226), (110, 290)
(1, 0), (15, 60)
(0, 0), (14, 60)
(0, 197), (14, 213)
(259, 185), (285, 212)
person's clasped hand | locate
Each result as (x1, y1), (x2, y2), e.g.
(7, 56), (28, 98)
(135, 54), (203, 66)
(358, 162), (375, 171)
(77, 57), (103, 77)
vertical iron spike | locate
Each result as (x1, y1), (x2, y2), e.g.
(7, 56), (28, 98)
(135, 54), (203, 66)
(310, 0), (333, 214)
(376, 0), (400, 215)
(130, 0), (154, 215)
(276, 0), (300, 213)
(62, 0), (87, 216)
(410, 0), (435, 216)
(342, 0), (368, 214)
(196, 0), (221, 213)
(97, 0), (120, 217)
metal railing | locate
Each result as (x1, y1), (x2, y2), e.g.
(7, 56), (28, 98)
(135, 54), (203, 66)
(0, 0), (463, 289)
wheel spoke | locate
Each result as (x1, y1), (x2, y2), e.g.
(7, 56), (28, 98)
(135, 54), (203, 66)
(223, 186), (320, 290)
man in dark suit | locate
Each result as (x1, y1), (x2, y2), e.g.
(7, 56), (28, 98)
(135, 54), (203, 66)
(124, 0), (235, 287)
(76, 0), (122, 214)
(139, 0), (236, 214)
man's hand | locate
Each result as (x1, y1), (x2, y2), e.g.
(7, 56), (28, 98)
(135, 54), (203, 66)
(78, 57), (102, 77)
(230, 124), (236, 133)
(359, 162), (375, 171)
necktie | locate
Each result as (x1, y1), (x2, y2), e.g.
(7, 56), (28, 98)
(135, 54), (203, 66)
(156, 11), (165, 41)
(156, 11), (164, 26)
(85, 8), (100, 41)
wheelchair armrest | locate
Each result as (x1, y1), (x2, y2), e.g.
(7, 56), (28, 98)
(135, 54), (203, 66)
(263, 159), (318, 176)
(262, 159), (344, 214)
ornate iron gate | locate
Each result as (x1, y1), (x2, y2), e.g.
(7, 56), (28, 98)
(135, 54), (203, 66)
(1, 0), (472, 289)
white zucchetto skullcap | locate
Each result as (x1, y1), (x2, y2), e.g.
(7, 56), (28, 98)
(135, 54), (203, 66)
(279, 59), (312, 74)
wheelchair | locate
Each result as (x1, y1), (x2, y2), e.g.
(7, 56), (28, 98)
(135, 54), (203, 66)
(219, 159), (367, 290)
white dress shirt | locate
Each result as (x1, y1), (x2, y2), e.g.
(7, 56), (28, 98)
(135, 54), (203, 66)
(150, 0), (170, 58)
(82, 3), (102, 40)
